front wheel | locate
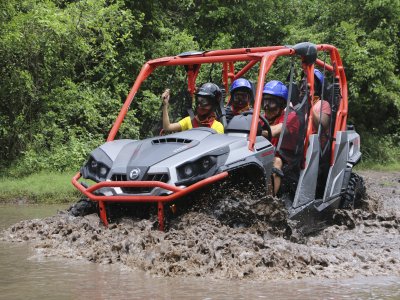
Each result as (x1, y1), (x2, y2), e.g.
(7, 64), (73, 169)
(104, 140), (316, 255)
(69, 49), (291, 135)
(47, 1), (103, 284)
(68, 198), (98, 217)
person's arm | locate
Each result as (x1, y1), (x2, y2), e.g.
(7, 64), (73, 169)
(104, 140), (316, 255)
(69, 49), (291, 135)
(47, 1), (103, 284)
(162, 89), (182, 132)
(312, 101), (330, 130)
(270, 123), (283, 137)
(262, 123), (282, 139)
(312, 109), (329, 129)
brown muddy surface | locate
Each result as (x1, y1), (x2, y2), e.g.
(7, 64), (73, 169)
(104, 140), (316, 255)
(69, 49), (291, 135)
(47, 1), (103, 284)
(1, 170), (399, 280)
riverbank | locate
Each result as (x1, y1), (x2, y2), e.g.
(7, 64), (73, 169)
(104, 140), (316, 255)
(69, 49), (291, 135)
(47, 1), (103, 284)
(0, 172), (79, 204)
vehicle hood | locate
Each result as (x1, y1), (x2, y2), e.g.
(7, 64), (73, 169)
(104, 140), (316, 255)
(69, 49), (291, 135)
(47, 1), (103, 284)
(93, 128), (226, 178)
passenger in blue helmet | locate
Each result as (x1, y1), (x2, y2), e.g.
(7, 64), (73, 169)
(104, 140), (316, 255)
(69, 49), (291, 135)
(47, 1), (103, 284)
(312, 69), (331, 147)
(299, 68), (324, 99)
(262, 80), (299, 196)
(262, 80), (288, 126)
(313, 69), (324, 97)
(225, 78), (254, 124)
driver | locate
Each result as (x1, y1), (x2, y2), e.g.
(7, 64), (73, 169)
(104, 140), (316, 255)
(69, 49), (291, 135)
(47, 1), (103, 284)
(161, 82), (224, 134)
(261, 80), (299, 196)
(225, 78), (253, 124)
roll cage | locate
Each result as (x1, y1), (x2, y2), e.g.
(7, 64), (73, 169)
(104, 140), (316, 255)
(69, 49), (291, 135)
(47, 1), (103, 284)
(107, 43), (347, 158)
(72, 42), (349, 230)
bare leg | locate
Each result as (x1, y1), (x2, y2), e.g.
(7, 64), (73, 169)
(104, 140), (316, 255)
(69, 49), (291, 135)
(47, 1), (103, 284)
(272, 157), (283, 196)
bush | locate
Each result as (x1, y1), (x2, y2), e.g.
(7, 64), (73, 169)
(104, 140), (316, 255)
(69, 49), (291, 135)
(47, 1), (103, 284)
(359, 133), (400, 169)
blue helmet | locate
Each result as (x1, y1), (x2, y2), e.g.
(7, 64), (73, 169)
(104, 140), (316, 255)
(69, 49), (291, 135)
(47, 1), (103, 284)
(230, 78), (252, 93)
(262, 80), (288, 100)
(230, 78), (253, 104)
(314, 69), (324, 85)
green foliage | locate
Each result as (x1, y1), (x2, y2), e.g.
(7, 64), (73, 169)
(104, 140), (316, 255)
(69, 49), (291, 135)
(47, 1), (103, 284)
(286, 0), (400, 135)
(0, 0), (399, 176)
(0, 0), (143, 174)
(0, 171), (79, 203)
(359, 133), (400, 169)
(187, 0), (291, 48)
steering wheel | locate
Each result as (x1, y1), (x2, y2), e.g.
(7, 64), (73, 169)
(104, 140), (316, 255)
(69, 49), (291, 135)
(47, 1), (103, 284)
(241, 110), (272, 140)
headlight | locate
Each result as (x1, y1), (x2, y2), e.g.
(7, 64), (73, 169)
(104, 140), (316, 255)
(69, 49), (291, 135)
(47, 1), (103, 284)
(177, 156), (217, 181)
(99, 166), (108, 177)
(82, 156), (110, 181)
(178, 163), (197, 180)
(183, 164), (194, 177)
(200, 156), (216, 172)
(91, 160), (98, 169)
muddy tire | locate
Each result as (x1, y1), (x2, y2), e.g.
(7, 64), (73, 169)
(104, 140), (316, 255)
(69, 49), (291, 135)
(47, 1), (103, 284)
(340, 172), (366, 209)
(68, 198), (98, 217)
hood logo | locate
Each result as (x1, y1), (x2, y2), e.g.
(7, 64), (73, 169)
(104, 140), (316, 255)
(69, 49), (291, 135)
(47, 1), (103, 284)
(129, 168), (141, 180)
(173, 145), (190, 153)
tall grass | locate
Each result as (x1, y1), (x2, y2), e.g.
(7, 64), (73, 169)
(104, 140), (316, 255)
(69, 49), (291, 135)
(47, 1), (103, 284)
(357, 133), (400, 171)
(0, 172), (80, 204)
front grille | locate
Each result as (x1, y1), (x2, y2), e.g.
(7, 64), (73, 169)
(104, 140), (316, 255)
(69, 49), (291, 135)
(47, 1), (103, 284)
(147, 173), (169, 183)
(111, 174), (127, 181)
(152, 137), (192, 144)
(110, 172), (170, 194)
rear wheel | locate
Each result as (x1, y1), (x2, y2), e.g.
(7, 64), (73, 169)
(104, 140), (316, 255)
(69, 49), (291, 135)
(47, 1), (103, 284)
(340, 172), (366, 209)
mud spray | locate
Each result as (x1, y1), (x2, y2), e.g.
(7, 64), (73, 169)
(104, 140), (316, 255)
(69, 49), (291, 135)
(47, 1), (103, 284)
(2, 171), (399, 280)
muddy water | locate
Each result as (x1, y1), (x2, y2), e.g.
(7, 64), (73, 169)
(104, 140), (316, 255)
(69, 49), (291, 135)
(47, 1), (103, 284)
(1, 171), (400, 299)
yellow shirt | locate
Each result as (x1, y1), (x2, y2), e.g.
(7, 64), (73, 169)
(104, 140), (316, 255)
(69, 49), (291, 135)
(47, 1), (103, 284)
(178, 116), (224, 134)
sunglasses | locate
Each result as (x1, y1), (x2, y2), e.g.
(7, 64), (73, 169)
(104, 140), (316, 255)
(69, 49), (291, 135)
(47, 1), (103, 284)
(262, 96), (280, 110)
(262, 95), (278, 106)
(232, 91), (250, 103)
(196, 96), (212, 107)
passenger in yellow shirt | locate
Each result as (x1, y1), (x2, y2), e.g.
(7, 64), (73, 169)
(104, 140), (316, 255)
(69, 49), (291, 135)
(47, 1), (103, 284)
(162, 83), (224, 134)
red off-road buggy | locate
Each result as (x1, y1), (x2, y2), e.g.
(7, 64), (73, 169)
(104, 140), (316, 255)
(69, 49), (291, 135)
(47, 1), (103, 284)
(71, 42), (364, 231)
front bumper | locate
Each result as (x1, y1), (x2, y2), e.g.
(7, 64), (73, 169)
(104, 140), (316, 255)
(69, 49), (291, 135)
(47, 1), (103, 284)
(71, 171), (229, 230)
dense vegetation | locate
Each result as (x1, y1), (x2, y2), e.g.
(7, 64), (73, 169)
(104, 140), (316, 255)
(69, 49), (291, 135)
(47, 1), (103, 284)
(1, 0), (399, 177)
